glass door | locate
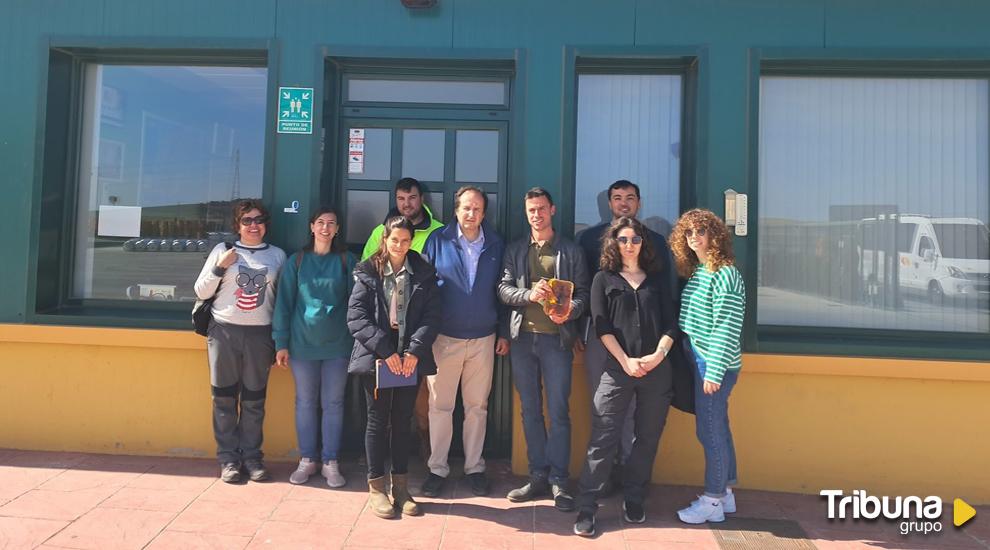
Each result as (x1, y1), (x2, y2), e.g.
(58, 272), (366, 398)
(339, 118), (508, 249)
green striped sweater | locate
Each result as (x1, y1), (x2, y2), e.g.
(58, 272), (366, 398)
(679, 264), (746, 384)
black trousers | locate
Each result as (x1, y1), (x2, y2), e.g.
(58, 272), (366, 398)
(577, 363), (673, 512)
(362, 375), (421, 479)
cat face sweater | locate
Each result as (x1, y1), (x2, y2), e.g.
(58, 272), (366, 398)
(194, 241), (287, 326)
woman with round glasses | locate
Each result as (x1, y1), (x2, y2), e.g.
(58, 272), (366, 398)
(669, 209), (746, 524)
(273, 206), (355, 488)
(194, 199), (286, 484)
(573, 216), (677, 537)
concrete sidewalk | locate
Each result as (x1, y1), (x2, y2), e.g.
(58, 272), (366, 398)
(0, 449), (985, 549)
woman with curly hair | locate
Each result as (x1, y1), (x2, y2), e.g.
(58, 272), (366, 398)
(573, 217), (678, 537)
(670, 209), (746, 524)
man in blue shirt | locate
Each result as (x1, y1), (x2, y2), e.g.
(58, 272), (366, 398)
(420, 186), (509, 497)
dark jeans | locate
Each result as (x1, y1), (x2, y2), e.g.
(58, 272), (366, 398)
(362, 375), (420, 479)
(577, 364), (673, 512)
(206, 321), (274, 464)
(510, 331), (574, 484)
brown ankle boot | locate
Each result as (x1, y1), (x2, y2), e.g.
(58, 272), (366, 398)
(390, 473), (422, 516)
(368, 475), (396, 519)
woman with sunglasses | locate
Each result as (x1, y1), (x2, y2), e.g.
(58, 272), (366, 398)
(347, 216), (440, 519)
(670, 209), (745, 524)
(573, 216), (677, 537)
(194, 199), (286, 483)
(273, 206), (355, 488)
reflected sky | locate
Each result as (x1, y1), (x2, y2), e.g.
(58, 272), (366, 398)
(97, 65), (267, 208)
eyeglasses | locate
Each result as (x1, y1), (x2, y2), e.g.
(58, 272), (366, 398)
(314, 219), (338, 227)
(617, 235), (644, 245)
(684, 227), (707, 238)
(235, 273), (267, 286)
(240, 216), (269, 226)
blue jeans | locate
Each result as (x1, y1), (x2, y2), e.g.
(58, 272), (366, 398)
(688, 341), (738, 498)
(290, 357), (348, 462)
(510, 331), (573, 484)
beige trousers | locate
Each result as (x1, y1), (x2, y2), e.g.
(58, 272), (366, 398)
(426, 333), (496, 477)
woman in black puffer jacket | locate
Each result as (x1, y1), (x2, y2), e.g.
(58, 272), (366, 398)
(347, 216), (440, 519)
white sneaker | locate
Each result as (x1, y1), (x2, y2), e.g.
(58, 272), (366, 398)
(678, 495), (725, 524)
(289, 458), (319, 485)
(721, 489), (736, 513)
(322, 460), (346, 488)
(691, 488), (736, 513)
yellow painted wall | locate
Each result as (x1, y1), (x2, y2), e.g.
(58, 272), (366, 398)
(0, 325), (298, 460)
(512, 351), (990, 505)
(2, 324), (988, 504)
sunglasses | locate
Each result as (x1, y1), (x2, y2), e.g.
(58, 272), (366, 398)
(684, 227), (707, 238)
(240, 216), (269, 226)
(617, 235), (644, 245)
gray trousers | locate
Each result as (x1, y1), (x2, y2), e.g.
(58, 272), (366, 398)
(207, 321), (274, 464)
(584, 334), (636, 462)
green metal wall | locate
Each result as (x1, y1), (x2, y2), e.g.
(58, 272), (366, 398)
(4, 0), (990, 326)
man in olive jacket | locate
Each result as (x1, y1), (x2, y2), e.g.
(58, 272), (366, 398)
(497, 187), (590, 512)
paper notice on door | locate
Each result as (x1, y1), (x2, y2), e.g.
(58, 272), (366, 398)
(348, 128), (365, 174)
(97, 205), (142, 237)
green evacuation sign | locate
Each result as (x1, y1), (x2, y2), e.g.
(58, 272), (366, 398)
(277, 87), (313, 134)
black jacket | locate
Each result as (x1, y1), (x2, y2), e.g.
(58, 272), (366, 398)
(346, 251), (441, 377)
(497, 233), (590, 347)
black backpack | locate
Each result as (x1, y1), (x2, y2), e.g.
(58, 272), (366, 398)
(191, 242), (233, 336)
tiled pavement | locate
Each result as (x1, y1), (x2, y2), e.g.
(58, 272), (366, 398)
(0, 449), (986, 549)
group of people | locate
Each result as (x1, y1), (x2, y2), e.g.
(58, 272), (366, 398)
(192, 177), (746, 534)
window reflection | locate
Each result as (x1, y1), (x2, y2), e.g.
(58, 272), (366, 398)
(573, 74), (681, 237)
(73, 65), (268, 302)
(758, 77), (990, 333)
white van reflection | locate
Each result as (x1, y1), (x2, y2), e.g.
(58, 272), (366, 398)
(861, 215), (989, 304)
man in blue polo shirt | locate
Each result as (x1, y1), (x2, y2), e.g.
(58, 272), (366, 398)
(420, 186), (509, 497)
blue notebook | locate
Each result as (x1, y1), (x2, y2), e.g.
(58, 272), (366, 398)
(376, 359), (418, 391)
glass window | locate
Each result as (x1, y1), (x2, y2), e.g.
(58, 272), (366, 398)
(401, 129), (445, 182)
(425, 191), (445, 220)
(346, 190), (390, 246)
(574, 74), (682, 237)
(349, 128), (392, 181)
(897, 223), (918, 253)
(455, 130), (499, 183)
(72, 64), (267, 302)
(758, 76), (990, 333)
(348, 78), (505, 105)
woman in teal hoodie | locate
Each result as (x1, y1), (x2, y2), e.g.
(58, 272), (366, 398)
(273, 206), (355, 487)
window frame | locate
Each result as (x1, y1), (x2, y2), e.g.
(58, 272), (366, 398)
(321, 48), (524, 244)
(342, 73), (511, 111)
(28, 37), (278, 329)
(748, 48), (990, 361)
(560, 46), (704, 240)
